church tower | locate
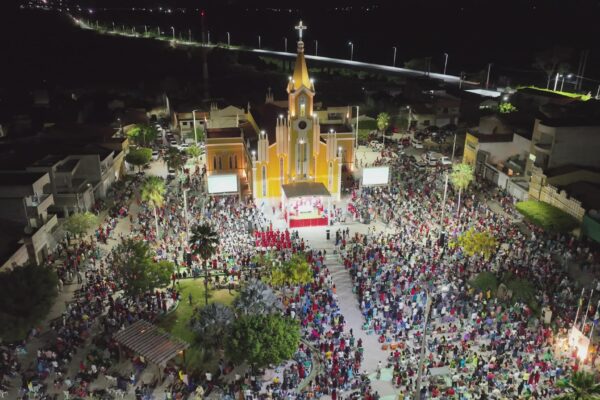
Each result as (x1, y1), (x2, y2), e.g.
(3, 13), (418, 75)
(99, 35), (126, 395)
(253, 21), (342, 200)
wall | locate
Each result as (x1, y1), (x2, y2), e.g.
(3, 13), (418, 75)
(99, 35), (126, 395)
(478, 134), (530, 165)
(462, 133), (479, 166)
(0, 243), (29, 270)
(538, 184), (586, 221)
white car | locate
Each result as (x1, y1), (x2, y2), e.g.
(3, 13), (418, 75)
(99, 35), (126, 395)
(151, 150), (159, 160)
(411, 138), (424, 149)
(169, 139), (178, 147)
(440, 156), (452, 166)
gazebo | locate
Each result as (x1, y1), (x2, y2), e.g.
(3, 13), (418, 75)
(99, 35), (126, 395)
(113, 320), (190, 380)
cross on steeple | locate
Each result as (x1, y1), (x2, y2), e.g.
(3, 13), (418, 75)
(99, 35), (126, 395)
(295, 20), (307, 40)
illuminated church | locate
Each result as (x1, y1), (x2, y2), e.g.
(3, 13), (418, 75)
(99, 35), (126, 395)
(203, 21), (355, 213)
(251, 21), (355, 201)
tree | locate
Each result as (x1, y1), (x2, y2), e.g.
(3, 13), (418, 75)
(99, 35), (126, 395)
(63, 211), (99, 238)
(190, 224), (220, 305)
(127, 124), (158, 146)
(164, 147), (185, 173)
(267, 253), (313, 288)
(189, 303), (235, 351)
(140, 176), (166, 239)
(112, 239), (172, 297)
(555, 372), (600, 400)
(225, 314), (300, 370)
(186, 145), (202, 165)
(498, 102), (517, 114)
(0, 264), (59, 341)
(234, 279), (282, 316)
(454, 228), (498, 260)
(376, 112), (390, 135)
(469, 271), (498, 293)
(532, 46), (573, 89)
(450, 163), (474, 216)
(125, 147), (152, 172)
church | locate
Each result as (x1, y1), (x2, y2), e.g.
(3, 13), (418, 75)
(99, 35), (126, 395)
(204, 21), (355, 214)
(252, 21), (355, 202)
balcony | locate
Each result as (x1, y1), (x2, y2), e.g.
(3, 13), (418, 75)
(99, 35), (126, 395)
(26, 193), (54, 216)
(533, 142), (552, 154)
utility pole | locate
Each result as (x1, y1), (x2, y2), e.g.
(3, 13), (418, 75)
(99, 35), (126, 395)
(486, 63), (492, 89)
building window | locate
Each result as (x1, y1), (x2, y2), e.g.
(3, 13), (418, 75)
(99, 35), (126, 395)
(213, 156), (217, 170)
(423, 120), (430, 126)
(299, 96), (306, 117)
(234, 155), (238, 169)
(218, 157), (222, 170)
(229, 156), (233, 169)
(262, 166), (267, 197)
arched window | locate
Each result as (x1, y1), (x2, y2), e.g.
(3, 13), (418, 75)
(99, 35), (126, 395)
(229, 155), (233, 169)
(234, 155), (238, 169)
(213, 156), (217, 170)
(262, 165), (267, 196)
(299, 95), (306, 117)
(218, 157), (222, 170)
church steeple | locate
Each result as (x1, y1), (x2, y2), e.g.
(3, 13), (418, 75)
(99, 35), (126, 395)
(288, 21), (313, 92)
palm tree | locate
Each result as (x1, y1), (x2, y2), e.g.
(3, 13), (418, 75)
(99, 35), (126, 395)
(554, 371), (600, 400)
(140, 176), (166, 239)
(190, 223), (219, 305)
(376, 112), (390, 136)
(450, 163), (474, 216)
(189, 303), (235, 352)
(164, 147), (185, 174)
(234, 279), (282, 316)
(186, 145), (201, 165)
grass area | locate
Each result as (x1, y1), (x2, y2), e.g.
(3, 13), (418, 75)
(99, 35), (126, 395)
(516, 200), (580, 233)
(158, 280), (235, 372)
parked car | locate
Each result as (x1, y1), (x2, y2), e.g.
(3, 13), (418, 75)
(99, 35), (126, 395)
(169, 139), (178, 147)
(439, 156), (452, 166)
(151, 150), (159, 160)
(411, 137), (424, 149)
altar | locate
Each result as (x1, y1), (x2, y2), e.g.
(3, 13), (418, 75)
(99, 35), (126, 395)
(281, 182), (331, 228)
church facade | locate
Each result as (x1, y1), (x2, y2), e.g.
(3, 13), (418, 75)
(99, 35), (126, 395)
(252, 22), (354, 200)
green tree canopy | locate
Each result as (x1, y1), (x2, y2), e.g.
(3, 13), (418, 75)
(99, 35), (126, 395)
(225, 314), (300, 369)
(190, 224), (219, 262)
(268, 253), (313, 288)
(453, 228), (498, 260)
(186, 145), (202, 164)
(125, 147), (152, 171)
(165, 147), (185, 172)
(0, 264), (58, 341)
(555, 371), (600, 400)
(126, 124), (158, 146)
(450, 163), (474, 215)
(498, 102), (518, 114)
(63, 211), (99, 237)
(112, 239), (172, 297)
(189, 303), (235, 349)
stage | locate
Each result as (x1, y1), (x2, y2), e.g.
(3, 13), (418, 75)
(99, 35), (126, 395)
(281, 182), (331, 228)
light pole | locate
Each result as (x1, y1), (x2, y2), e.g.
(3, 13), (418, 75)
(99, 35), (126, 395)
(406, 106), (412, 132)
(392, 46), (397, 67)
(258, 35), (261, 49)
(170, 26), (175, 41)
(284, 37), (287, 52)
(207, 31), (210, 44)
(443, 52), (449, 75)
(112, 21), (115, 31)
(414, 285), (449, 400)
(485, 63), (493, 89)
(188, 29), (191, 42)
(192, 109), (201, 144)
(348, 41), (354, 61)
(314, 40), (318, 56)
(226, 32), (230, 46)
(459, 72), (465, 89)
(352, 105), (359, 165)
(553, 72), (561, 91)
(144, 25), (147, 35)
(157, 26), (160, 36)
(560, 73), (573, 92)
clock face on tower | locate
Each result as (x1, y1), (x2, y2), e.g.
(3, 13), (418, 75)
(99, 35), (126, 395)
(294, 117), (312, 133)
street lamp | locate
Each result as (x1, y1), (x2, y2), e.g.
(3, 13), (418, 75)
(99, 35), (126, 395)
(414, 285), (450, 400)
(284, 37), (287, 52)
(392, 46), (397, 67)
(258, 35), (261, 49)
(443, 52), (449, 75)
(144, 25), (147, 35)
(192, 109), (201, 144)
(486, 63), (493, 89)
(314, 40), (318, 56)
(188, 29), (192, 42)
(348, 41), (354, 61)
(170, 26), (175, 41)
(560, 73), (573, 92)
(183, 188), (190, 243)
(157, 26), (160, 36)
(226, 32), (231, 47)
(207, 31), (210, 44)
(351, 105), (359, 165)
(112, 21), (115, 31)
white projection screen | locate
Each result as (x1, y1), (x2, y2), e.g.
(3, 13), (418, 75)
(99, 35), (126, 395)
(362, 166), (390, 186)
(207, 174), (238, 194)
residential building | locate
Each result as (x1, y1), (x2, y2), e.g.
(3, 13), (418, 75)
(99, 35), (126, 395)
(408, 92), (461, 130)
(0, 171), (58, 268)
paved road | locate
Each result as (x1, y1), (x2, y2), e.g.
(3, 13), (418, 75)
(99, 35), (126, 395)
(72, 17), (477, 86)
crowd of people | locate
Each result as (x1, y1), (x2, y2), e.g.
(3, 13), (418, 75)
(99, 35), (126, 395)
(340, 147), (600, 399)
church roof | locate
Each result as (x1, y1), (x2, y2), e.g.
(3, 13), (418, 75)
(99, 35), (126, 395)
(291, 44), (312, 91)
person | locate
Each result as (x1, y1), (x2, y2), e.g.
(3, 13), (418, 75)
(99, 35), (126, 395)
(188, 292), (193, 305)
